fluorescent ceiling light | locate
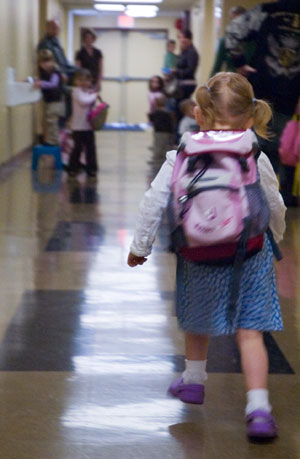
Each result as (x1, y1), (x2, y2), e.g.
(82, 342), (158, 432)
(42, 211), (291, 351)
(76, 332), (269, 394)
(94, 0), (162, 3)
(125, 6), (158, 17)
(126, 4), (158, 10)
(94, 3), (125, 11)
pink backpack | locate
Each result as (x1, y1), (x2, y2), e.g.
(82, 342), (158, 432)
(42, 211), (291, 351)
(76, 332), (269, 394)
(279, 116), (300, 167)
(170, 130), (270, 264)
(87, 98), (109, 131)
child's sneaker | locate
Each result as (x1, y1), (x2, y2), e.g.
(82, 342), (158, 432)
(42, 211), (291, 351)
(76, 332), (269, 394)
(246, 409), (278, 439)
(168, 377), (205, 404)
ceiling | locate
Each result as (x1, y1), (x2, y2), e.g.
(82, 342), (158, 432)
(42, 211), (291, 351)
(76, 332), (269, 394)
(60, 0), (197, 12)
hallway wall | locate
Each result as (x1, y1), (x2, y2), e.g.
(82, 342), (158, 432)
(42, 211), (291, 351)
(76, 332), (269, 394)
(191, 0), (216, 85)
(46, 0), (67, 49)
(0, 0), (39, 164)
(0, 0), (67, 167)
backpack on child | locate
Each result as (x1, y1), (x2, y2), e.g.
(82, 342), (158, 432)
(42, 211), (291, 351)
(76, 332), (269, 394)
(169, 130), (280, 307)
(88, 97), (109, 131)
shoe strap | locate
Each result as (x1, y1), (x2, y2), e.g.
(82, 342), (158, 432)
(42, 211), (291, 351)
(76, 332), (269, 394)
(247, 409), (274, 423)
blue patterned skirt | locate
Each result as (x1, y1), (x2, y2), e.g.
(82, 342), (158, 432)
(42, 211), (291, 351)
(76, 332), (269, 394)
(175, 237), (283, 336)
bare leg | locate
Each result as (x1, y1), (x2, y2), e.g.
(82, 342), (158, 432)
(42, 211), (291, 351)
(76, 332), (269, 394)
(236, 329), (268, 390)
(185, 332), (209, 361)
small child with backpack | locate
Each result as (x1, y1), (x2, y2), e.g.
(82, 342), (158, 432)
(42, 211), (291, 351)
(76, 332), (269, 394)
(128, 72), (286, 440)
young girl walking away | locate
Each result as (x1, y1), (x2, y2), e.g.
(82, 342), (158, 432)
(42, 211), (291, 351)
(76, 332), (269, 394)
(68, 69), (98, 178)
(34, 50), (64, 146)
(128, 72), (286, 440)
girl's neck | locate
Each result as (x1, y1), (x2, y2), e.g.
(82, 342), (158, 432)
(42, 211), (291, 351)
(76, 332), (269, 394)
(211, 122), (239, 130)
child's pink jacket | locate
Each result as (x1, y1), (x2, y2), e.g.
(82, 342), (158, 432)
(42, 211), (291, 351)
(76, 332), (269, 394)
(71, 88), (97, 131)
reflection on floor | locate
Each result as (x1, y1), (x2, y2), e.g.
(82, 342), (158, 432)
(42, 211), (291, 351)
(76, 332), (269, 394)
(0, 131), (299, 459)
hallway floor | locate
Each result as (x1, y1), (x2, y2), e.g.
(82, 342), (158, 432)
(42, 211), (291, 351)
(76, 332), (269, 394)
(0, 131), (299, 459)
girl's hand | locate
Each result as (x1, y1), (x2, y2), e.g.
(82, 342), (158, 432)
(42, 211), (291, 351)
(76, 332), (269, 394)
(127, 252), (147, 267)
(61, 73), (69, 83)
(33, 79), (41, 89)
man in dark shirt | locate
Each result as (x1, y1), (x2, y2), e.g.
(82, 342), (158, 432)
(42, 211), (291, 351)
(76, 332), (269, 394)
(173, 30), (199, 141)
(175, 30), (199, 99)
(38, 20), (76, 82)
(225, 0), (300, 206)
(38, 20), (76, 123)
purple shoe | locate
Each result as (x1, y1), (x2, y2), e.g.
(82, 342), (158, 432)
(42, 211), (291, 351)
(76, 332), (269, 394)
(168, 378), (205, 404)
(246, 410), (278, 439)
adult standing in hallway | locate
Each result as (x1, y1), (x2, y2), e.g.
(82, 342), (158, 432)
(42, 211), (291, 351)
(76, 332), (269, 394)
(175, 30), (199, 100)
(225, 0), (300, 206)
(210, 6), (251, 76)
(38, 19), (76, 122)
(173, 30), (199, 140)
(75, 28), (103, 92)
(38, 20), (76, 84)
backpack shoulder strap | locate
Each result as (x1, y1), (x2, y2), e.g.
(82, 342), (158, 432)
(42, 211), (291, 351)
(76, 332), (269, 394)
(252, 141), (261, 161)
(266, 227), (283, 261)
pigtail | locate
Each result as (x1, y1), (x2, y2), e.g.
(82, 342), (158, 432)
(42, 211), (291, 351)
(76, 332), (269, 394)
(195, 86), (215, 129)
(253, 99), (272, 139)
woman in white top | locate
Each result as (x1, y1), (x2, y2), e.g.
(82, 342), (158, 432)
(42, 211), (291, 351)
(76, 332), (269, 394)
(128, 73), (286, 440)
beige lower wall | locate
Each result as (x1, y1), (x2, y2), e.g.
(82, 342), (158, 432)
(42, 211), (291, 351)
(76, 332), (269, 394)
(0, 0), (40, 165)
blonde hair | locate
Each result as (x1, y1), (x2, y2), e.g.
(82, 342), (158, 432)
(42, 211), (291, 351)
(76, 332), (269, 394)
(155, 95), (167, 108)
(195, 72), (272, 139)
(179, 98), (196, 116)
(38, 49), (55, 64)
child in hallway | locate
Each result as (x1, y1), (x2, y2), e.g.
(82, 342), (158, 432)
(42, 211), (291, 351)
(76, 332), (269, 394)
(68, 69), (98, 178)
(148, 95), (174, 165)
(178, 99), (199, 136)
(34, 50), (64, 146)
(128, 72), (286, 440)
(148, 75), (165, 115)
(163, 39), (177, 74)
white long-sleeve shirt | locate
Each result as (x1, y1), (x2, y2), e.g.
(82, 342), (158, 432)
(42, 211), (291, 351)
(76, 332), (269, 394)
(130, 150), (286, 257)
(71, 87), (97, 131)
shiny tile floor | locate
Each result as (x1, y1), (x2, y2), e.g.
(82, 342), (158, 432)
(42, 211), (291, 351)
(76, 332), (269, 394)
(0, 131), (299, 458)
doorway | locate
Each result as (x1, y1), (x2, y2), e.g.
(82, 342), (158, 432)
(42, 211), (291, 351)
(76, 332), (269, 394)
(92, 28), (168, 124)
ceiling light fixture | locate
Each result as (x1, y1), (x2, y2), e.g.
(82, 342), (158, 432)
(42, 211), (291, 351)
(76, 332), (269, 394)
(94, 0), (162, 3)
(94, 3), (125, 11)
(125, 5), (158, 17)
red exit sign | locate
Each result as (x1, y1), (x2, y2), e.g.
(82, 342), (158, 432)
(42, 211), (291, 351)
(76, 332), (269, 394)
(118, 14), (135, 28)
